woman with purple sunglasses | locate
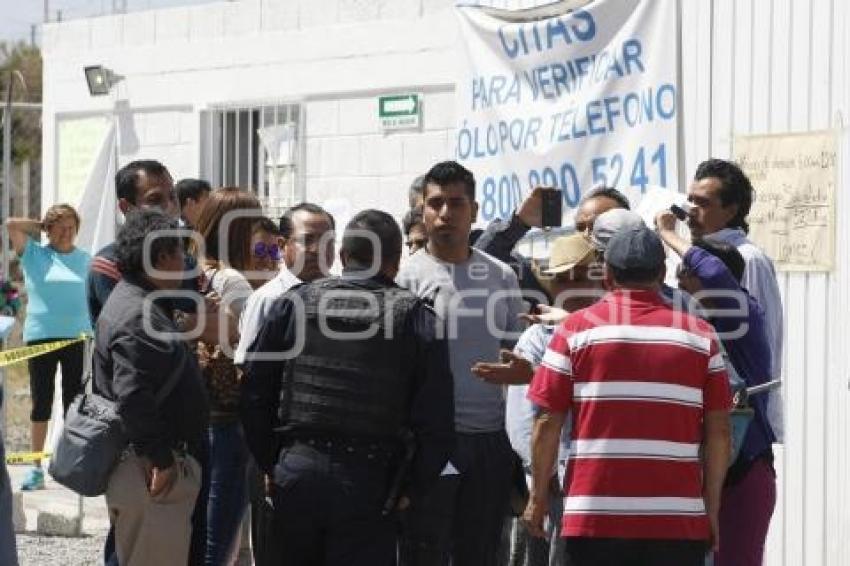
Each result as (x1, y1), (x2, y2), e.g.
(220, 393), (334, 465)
(247, 218), (283, 289)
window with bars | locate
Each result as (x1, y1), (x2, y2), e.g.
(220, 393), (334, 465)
(201, 103), (304, 218)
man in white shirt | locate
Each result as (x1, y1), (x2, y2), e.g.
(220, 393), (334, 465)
(236, 203), (336, 364)
(234, 202), (336, 566)
(687, 158), (784, 440)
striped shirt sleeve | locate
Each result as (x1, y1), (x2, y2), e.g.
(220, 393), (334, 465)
(704, 336), (732, 411)
(91, 255), (121, 281)
(527, 322), (573, 413)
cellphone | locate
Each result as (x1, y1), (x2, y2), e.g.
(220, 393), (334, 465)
(670, 202), (692, 221)
(541, 189), (563, 228)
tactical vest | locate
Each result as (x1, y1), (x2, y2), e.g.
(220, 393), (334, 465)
(280, 277), (420, 439)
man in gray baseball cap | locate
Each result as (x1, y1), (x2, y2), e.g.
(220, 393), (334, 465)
(604, 224), (667, 280)
(525, 220), (731, 566)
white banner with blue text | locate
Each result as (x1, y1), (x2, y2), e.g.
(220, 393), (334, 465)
(455, 0), (680, 223)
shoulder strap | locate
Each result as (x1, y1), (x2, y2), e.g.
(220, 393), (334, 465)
(153, 344), (188, 408)
(279, 359), (294, 427)
(82, 322), (188, 407)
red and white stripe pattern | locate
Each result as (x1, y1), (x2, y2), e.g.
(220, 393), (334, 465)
(573, 380), (705, 408)
(570, 439), (701, 462)
(528, 290), (731, 541)
(91, 256), (121, 282)
(567, 324), (712, 354)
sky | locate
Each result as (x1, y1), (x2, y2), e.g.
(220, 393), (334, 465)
(0, 0), (220, 45)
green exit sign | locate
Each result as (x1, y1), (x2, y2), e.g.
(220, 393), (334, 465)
(379, 94), (420, 130)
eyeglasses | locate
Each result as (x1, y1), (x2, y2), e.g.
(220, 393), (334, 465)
(253, 242), (281, 261)
(291, 233), (333, 250)
(406, 238), (427, 250)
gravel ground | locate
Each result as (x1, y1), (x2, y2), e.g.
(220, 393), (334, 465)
(14, 532), (256, 565)
(15, 531), (107, 566)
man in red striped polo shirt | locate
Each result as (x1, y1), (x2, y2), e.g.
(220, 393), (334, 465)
(524, 224), (732, 566)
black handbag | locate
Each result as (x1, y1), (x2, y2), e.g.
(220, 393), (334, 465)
(48, 355), (184, 497)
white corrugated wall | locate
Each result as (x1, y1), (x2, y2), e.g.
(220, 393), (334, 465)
(681, 0), (850, 564)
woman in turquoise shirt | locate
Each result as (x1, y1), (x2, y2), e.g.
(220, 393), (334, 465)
(7, 204), (92, 491)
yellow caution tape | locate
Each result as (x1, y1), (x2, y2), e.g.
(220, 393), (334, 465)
(0, 337), (86, 368)
(5, 451), (51, 465)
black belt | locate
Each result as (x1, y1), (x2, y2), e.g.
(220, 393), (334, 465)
(285, 436), (399, 463)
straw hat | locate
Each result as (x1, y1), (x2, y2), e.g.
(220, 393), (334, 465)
(542, 234), (595, 275)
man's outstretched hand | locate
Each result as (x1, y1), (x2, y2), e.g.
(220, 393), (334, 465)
(472, 349), (534, 385)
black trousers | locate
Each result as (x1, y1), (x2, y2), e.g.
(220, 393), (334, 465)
(248, 456), (275, 566)
(188, 436), (210, 566)
(26, 339), (85, 421)
(564, 537), (708, 566)
(399, 431), (515, 566)
(271, 442), (397, 566)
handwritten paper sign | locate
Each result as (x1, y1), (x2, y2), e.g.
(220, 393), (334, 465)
(734, 131), (837, 271)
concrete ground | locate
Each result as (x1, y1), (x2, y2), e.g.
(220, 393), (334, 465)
(8, 464), (109, 565)
(8, 463), (110, 535)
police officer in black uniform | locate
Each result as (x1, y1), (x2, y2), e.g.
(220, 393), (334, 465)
(241, 209), (455, 566)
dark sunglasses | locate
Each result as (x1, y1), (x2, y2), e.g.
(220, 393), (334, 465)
(253, 242), (281, 261)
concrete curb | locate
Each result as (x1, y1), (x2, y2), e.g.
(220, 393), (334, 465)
(36, 506), (83, 537)
(11, 491), (25, 533)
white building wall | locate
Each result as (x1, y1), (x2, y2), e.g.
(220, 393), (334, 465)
(41, 0), (462, 216)
(303, 90), (454, 222)
(680, 1), (850, 564)
(41, 1), (850, 564)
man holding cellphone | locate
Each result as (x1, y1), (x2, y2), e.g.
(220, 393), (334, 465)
(686, 159), (784, 441)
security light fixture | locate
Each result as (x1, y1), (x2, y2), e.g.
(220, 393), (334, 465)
(84, 65), (124, 96)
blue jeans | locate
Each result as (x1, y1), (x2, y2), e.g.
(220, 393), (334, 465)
(509, 491), (565, 566)
(206, 422), (249, 565)
(0, 389), (20, 566)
